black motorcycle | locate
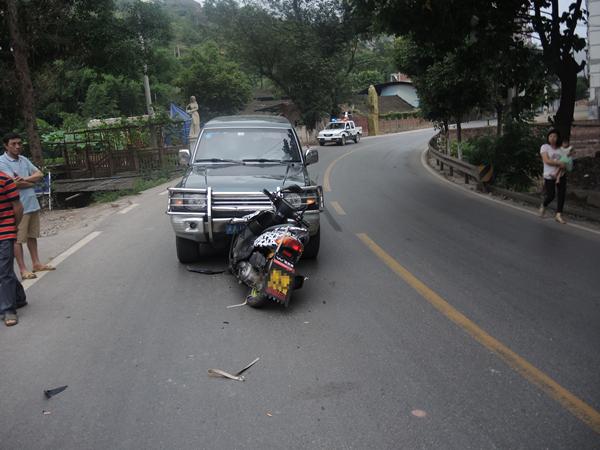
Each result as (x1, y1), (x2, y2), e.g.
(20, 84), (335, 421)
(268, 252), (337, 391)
(228, 185), (311, 308)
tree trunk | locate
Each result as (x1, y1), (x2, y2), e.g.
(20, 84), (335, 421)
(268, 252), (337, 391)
(554, 58), (578, 142)
(495, 104), (503, 136)
(456, 120), (463, 160)
(443, 119), (449, 154)
(5, 0), (43, 166)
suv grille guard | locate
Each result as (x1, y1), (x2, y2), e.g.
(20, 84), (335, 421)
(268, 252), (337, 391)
(167, 185), (323, 242)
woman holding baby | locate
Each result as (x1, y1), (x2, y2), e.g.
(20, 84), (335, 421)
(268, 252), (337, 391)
(539, 129), (573, 224)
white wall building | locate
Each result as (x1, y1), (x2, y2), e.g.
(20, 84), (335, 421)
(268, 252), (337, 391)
(589, 0), (600, 119)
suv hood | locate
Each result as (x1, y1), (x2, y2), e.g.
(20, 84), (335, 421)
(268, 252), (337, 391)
(179, 163), (309, 192)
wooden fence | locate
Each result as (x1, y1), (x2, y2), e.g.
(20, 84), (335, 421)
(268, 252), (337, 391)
(56, 145), (182, 179)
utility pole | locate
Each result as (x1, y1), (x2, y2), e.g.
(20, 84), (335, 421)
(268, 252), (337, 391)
(143, 63), (154, 117)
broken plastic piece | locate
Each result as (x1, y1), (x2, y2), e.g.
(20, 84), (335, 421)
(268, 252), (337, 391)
(44, 385), (68, 399)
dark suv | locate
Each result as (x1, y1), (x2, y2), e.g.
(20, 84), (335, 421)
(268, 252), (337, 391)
(167, 116), (323, 263)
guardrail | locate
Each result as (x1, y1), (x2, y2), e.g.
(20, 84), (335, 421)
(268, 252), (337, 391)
(427, 135), (483, 190)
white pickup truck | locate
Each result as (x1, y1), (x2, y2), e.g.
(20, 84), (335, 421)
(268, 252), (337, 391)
(317, 120), (362, 146)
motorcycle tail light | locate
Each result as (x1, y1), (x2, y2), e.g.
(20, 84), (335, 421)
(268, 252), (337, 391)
(277, 236), (303, 254)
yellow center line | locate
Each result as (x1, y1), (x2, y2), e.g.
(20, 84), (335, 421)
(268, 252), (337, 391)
(323, 149), (360, 192)
(330, 201), (346, 215)
(357, 232), (600, 434)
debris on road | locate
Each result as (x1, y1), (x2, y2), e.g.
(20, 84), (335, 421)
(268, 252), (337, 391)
(186, 266), (225, 275)
(42, 410), (52, 415)
(208, 357), (260, 382)
(44, 385), (68, 399)
(411, 409), (427, 418)
(226, 299), (248, 309)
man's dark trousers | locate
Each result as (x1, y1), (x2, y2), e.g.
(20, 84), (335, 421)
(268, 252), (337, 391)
(0, 239), (25, 315)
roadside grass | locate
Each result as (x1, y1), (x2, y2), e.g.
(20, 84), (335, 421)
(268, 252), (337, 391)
(91, 169), (176, 203)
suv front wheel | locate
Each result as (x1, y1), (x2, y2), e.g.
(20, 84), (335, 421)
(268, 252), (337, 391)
(302, 228), (320, 259)
(176, 236), (200, 263)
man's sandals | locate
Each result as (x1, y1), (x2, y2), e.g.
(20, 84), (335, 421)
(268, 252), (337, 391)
(33, 264), (55, 273)
(21, 264), (56, 279)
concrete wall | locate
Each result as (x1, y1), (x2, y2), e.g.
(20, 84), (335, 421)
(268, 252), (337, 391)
(589, 0), (600, 119)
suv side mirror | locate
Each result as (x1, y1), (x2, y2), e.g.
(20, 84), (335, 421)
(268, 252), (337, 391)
(179, 149), (190, 165)
(304, 148), (319, 166)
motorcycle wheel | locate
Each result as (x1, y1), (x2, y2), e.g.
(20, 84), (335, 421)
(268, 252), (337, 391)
(247, 287), (268, 308)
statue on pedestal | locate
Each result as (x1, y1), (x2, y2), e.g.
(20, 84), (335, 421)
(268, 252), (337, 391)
(367, 85), (379, 136)
(186, 96), (200, 139)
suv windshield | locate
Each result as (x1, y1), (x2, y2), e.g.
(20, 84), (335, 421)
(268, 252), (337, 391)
(194, 128), (302, 163)
(326, 123), (345, 130)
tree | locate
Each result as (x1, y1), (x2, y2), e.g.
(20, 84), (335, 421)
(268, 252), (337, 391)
(206, 0), (369, 129)
(531, 0), (587, 139)
(4, 0), (43, 165)
(414, 49), (490, 148)
(177, 42), (252, 119)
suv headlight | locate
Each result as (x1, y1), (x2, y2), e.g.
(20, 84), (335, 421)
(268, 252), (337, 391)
(283, 192), (302, 208)
(289, 188), (322, 211)
(170, 192), (206, 212)
(186, 193), (206, 211)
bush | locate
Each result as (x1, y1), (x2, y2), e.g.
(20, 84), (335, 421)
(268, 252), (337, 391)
(379, 110), (421, 120)
(463, 122), (545, 191)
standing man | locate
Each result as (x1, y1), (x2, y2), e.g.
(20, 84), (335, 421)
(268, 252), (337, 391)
(0, 133), (54, 279)
(0, 167), (25, 326)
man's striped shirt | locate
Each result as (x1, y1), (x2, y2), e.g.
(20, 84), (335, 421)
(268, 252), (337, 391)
(0, 171), (20, 240)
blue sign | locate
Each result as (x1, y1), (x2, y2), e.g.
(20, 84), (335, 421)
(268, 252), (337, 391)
(34, 172), (51, 196)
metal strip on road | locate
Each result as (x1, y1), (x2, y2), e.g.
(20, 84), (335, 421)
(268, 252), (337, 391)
(22, 231), (102, 291)
(357, 232), (600, 435)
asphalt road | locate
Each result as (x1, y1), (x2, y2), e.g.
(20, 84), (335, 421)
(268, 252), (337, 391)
(1, 130), (599, 449)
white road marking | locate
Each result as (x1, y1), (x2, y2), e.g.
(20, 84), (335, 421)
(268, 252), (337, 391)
(23, 231), (102, 291)
(159, 190), (169, 196)
(420, 148), (600, 237)
(119, 203), (139, 214)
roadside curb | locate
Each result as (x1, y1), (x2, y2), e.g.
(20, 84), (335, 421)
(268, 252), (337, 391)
(420, 147), (600, 234)
(486, 185), (600, 222)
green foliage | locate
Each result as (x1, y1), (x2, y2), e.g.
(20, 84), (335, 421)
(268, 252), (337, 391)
(369, 2), (559, 129)
(463, 123), (546, 191)
(576, 76), (589, 101)
(81, 74), (146, 120)
(177, 42), (252, 119)
(92, 190), (133, 203)
(205, 0), (369, 129)
(92, 169), (173, 203)
(82, 82), (119, 119)
(379, 111), (421, 120)
(415, 50), (489, 126)
(348, 70), (386, 94)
